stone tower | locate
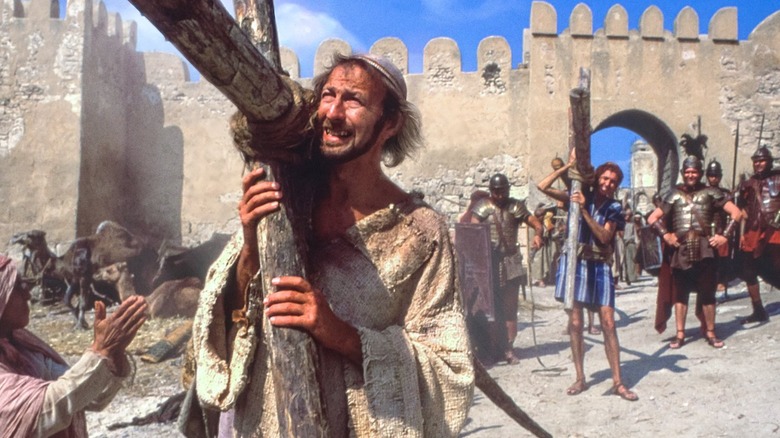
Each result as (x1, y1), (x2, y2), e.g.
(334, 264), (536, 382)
(630, 140), (658, 215)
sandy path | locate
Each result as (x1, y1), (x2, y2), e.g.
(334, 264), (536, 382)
(461, 276), (780, 437)
(29, 275), (780, 437)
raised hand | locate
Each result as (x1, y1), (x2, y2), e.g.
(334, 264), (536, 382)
(91, 296), (148, 375)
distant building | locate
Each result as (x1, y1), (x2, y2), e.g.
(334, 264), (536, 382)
(631, 140), (659, 215)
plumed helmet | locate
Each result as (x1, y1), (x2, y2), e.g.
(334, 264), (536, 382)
(551, 157), (564, 170)
(681, 155), (703, 173)
(489, 173), (510, 190)
(751, 146), (773, 163)
(706, 159), (723, 177)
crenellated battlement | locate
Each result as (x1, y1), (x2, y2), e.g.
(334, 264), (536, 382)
(0, 1), (750, 82)
(271, 2), (745, 80)
(3, 0), (136, 48)
(529, 2), (737, 42)
(1, 1), (779, 245)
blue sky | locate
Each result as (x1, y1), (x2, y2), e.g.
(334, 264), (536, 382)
(80, 1), (779, 185)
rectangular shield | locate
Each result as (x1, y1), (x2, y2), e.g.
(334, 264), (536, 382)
(455, 223), (495, 320)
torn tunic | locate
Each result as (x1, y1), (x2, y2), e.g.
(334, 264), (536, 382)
(193, 198), (474, 437)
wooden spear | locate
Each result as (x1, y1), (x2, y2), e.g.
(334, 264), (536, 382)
(564, 68), (592, 310)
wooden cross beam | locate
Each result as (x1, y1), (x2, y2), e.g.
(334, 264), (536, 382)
(129, 0), (291, 122)
(126, 2), (551, 436)
(128, 1), (326, 436)
(564, 68), (592, 310)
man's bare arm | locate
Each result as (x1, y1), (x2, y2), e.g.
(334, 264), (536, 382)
(526, 214), (545, 249)
(537, 158), (574, 203)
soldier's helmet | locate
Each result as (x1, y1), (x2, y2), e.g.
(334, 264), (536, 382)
(551, 157), (564, 170)
(489, 173), (510, 190)
(681, 155), (703, 173)
(752, 146), (773, 165)
(706, 159), (723, 177)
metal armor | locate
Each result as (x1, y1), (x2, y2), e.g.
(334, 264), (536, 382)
(471, 197), (531, 255)
(711, 186), (732, 233)
(740, 171), (780, 230)
(664, 186), (725, 237)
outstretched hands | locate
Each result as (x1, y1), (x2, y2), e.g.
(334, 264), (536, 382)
(91, 296), (148, 376)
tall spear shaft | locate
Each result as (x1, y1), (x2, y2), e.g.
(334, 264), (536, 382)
(732, 121), (740, 191)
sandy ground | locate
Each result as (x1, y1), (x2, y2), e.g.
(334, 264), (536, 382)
(462, 276), (780, 438)
(27, 275), (780, 437)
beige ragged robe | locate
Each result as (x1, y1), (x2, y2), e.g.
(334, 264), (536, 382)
(193, 198), (474, 437)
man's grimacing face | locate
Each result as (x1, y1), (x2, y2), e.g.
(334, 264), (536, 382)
(316, 64), (392, 164)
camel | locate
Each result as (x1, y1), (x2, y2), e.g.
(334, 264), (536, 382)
(152, 233), (230, 288)
(12, 221), (149, 328)
(9, 230), (67, 304)
(93, 262), (137, 302)
(94, 262), (202, 319)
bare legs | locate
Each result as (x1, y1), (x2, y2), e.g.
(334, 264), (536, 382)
(586, 310), (601, 334)
(566, 304), (587, 395)
(565, 304), (637, 400)
(505, 319), (519, 364)
(671, 300), (724, 348)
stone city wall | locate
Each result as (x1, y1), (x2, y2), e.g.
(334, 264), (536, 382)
(1, 0), (779, 251)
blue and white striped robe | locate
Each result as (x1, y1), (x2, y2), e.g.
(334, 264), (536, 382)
(554, 191), (625, 310)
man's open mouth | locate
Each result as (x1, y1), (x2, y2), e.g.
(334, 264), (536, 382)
(324, 127), (351, 138)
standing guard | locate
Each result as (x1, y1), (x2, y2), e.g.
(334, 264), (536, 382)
(705, 159), (736, 299)
(648, 156), (741, 348)
(736, 145), (780, 323)
(469, 173), (543, 364)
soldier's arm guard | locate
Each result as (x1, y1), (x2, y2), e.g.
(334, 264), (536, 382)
(651, 220), (669, 238)
(723, 218), (738, 238)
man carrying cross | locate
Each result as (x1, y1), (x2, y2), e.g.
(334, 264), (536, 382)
(539, 155), (638, 402)
(191, 53), (474, 437)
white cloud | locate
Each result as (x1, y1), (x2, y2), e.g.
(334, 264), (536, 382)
(276, 3), (365, 74)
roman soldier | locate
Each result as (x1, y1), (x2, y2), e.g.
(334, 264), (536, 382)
(736, 145), (780, 323)
(705, 159), (735, 298)
(648, 156), (741, 348)
(469, 173), (543, 364)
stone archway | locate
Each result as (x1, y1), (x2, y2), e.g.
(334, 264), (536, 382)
(594, 110), (679, 195)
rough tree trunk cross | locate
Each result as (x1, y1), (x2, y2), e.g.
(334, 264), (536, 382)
(126, 1), (551, 436)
